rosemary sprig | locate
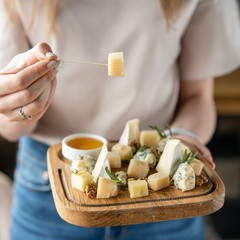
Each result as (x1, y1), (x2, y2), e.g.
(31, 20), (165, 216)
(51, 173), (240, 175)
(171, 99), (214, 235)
(149, 125), (167, 138)
(187, 151), (198, 164)
(105, 167), (126, 189)
(74, 169), (79, 174)
(170, 150), (198, 182)
(137, 144), (146, 152)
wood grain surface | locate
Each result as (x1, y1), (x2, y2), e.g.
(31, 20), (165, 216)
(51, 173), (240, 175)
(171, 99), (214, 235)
(47, 140), (225, 227)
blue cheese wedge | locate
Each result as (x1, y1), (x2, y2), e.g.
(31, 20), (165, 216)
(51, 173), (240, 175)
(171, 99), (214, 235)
(133, 149), (156, 169)
(156, 139), (181, 178)
(92, 144), (110, 183)
(172, 162), (195, 192)
(71, 155), (96, 174)
(119, 119), (140, 146)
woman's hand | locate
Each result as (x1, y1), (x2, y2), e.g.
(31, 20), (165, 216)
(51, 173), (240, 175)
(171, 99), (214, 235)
(0, 42), (59, 124)
(174, 134), (215, 169)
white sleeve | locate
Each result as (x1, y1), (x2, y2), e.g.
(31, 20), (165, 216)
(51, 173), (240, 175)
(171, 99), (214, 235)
(180, 0), (240, 81)
(0, 0), (29, 70)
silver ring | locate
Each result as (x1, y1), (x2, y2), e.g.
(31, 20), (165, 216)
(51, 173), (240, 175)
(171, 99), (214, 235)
(19, 107), (32, 120)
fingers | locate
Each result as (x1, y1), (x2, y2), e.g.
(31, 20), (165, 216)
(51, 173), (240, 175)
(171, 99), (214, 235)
(29, 42), (57, 63)
(3, 83), (52, 122)
(25, 78), (57, 123)
(3, 42), (57, 74)
(0, 60), (59, 96)
(194, 143), (215, 169)
(174, 134), (216, 169)
(0, 69), (57, 113)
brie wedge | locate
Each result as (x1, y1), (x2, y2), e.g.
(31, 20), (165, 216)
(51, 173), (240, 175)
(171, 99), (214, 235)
(156, 139), (181, 178)
(119, 118), (140, 146)
(92, 144), (110, 183)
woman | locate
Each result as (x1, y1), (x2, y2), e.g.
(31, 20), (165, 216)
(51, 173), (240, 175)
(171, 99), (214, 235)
(0, 0), (239, 239)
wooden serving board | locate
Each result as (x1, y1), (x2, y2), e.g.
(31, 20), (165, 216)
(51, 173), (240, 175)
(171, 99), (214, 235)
(47, 140), (225, 227)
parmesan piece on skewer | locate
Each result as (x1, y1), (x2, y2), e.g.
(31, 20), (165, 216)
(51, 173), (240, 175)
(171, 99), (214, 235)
(108, 52), (124, 77)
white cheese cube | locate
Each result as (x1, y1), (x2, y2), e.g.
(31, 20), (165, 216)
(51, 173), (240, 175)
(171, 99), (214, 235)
(92, 144), (110, 183)
(97, 177), (118, 199)
(108, 52), (124, 77)
(156, 139), (181, 178)
(71, 172), (93, 192)
(148, 171), (169, 191)
(128, 180), (148, 198)
(119, 119), (140, 146)
(140, 130), (160, 147)
(127, 159), (149, 178)
(108, 151), (121, 168)
(111, 143), (133, 161)
(190, 158), (204, 176)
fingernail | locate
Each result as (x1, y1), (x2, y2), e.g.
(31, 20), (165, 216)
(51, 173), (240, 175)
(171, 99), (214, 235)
(54, 60), (64, 72)
(47, 60), (58, 69)
(45, 52), (56, 58)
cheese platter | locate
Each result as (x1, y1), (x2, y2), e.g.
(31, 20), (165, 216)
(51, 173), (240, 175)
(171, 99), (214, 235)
(47, 120), (225, 227)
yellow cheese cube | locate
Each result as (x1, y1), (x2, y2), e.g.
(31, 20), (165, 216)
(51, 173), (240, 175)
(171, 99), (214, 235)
(148, 171), (169, 191)
(190, 158), (204, 176)
(140, 130), (160, 147)
(111, 143), (133, 161)
(108, 52), (124, 77)
(128, 180), (148, 198)
(181, 143), (192, 158)
(71, 173), (93, 192)
(108, 151), (121, 168)
(127, 159), (149, 178)
(97, 177), (118, 199)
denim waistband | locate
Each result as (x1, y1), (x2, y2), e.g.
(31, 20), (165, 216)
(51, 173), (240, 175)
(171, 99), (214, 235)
(15, 136), (51, 191)
(18, 136), (50, 162)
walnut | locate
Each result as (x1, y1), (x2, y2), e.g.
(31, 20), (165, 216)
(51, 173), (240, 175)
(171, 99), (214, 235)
(86, 183), (97, 198)
(128, 140), (139, 154)
(151, 147), (161, 160)
(195, 175), (208, 186)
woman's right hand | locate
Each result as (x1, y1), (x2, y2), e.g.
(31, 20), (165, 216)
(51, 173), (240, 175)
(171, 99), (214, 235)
(0, 42), (60, 124)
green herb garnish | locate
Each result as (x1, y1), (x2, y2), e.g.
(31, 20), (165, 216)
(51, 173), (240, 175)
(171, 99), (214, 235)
(137, 144), (146, 152)
(105, 167), (127, 189)
(74, 169), (80, 174)
(149, 125), (167, 138)
(170, 150), (198, 182)
(166, 123), (173, 137)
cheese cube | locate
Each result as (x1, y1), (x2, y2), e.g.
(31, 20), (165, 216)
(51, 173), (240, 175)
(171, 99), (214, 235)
(119, 119), (140, 146)
(190, 158), (204, 176)
(108, 52), (124, 77)
(111, 143), (133, 161)
(128, 180), (148, 198)
(156, 139), (182, 178)
(97, 177), (118, 199)
(108, 151), (121, 168)
(140, 130), (160, 147)
(148, 171), (169, 191)
(71, 173), (93, 192)
(127, 159), (149, 178)
(181, 143), (192, 158)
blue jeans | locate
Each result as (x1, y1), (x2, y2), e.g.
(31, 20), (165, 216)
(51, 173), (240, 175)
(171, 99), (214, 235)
(10, 136), (204, 240)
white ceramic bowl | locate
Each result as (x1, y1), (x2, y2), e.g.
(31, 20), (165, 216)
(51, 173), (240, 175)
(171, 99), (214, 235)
(62, 133), (108, 161)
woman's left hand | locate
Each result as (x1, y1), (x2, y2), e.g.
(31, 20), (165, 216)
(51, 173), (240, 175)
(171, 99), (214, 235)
(174, 134), (215, 169)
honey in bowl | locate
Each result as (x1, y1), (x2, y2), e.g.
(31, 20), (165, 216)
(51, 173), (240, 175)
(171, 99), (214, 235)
(67, 137), (104, 150)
